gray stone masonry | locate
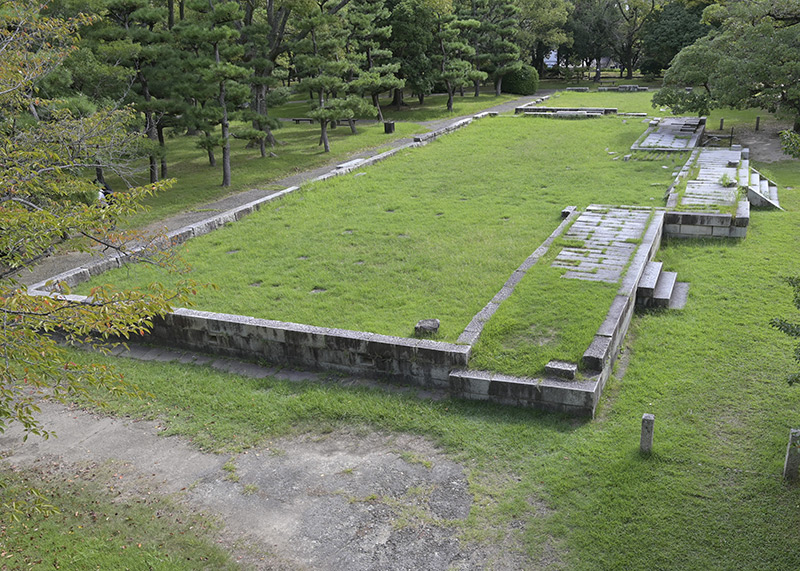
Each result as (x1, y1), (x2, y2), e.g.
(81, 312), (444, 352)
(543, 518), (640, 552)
(640, 414), (655, 453)
(553, 206), (651, 284)
(631, 116), (705, 151)
(545, 360), (578, 380)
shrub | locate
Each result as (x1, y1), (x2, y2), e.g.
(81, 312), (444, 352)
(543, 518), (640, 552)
(502, 64), (539, 95)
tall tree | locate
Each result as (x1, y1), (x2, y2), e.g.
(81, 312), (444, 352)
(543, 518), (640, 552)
(387, 0), (436, 105)
(564, 0), (619, 81)
(294, 2), (372, 151)
(175, 0), (250, 186)
(611, 0), (659, 79)
(482, 0), (523, 95)
(430, 0), (487, 111)
(653, 0), (800, 153)
(516, 0), (572, 77)
(346, 0), (404, 121)
(639, 0), (709, 76)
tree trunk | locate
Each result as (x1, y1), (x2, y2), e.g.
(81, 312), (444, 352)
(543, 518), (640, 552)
(320, 120), (330, 152)
(495, 75), (503, 96)
(157, 123), (167, 179)
(167, 0), (174, 28)
(371, 93), (384, 122)
(219, 83), (231, 187)
(392, 88), (404, 109)
(418, 93), (424, 105)
(473, 79), (480, 97)
(207, 148), (216, 167)
(446, 81), (454, 112)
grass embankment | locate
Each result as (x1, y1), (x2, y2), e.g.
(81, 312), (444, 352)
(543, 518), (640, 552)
(63, 161), (800, 568)
(85, 117), (678, 362)
(0, 464), (238, 569)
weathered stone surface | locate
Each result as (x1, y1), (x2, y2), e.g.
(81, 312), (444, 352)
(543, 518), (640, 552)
(545, 360), (578, 380)
(415, 318), (440, 337)
(784, 429), (800, 480)
(640, 413), (655, 453)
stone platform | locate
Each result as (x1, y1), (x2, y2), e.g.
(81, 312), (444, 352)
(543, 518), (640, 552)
(631, 117), (705, 151)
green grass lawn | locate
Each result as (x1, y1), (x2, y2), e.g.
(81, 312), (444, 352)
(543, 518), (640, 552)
(120, 121), (423, 228)
(0, 463), (238, 569)
(84, 117), (679, 370)
(54, 160), (800, 565)
(11, 96), (800, 567)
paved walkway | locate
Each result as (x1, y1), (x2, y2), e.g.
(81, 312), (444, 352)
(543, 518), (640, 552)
(15, 93), (551, 288)
(682, 148), (741, 207)
(633, 117), (704, 151)
(552, 206), (651, 283)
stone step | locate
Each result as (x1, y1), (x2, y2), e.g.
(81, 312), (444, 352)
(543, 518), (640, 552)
(668, 282), (690, 310)
(760, 178), (769, 196)
(770, 184), (779, 204)
(637, 261), (663, 298)
(652, 271), (678, 308)
(751, 171), (760, 187)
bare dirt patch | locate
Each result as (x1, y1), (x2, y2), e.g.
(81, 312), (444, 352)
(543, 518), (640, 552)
(1, 403), (537, 569)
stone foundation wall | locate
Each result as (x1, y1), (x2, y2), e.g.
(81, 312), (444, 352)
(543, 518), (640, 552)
(143, 309), (471, 388)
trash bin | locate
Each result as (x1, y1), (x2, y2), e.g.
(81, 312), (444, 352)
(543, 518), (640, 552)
(383, 121), (395, 134)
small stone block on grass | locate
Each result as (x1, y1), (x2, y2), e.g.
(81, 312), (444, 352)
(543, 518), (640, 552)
(784, 429), (800, 480)
(561, 205), (577, 219)
(415, 318), (440, 337)
(640, 413), (655, 454)
(545, 360), (578, 380)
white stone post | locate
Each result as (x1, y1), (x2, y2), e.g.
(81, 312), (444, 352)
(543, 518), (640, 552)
(640, 414), (654, 454)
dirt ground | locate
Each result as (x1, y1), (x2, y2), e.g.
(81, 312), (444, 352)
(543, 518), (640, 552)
(1, 398), (547, 570)
(727, 120), (794, 164)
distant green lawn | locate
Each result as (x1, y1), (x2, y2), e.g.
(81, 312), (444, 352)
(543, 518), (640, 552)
(269, 88), (518, 123)
(119, 121), (423, 228)
(85, 116), (679, 374)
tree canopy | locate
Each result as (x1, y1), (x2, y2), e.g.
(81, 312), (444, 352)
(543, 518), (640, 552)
(1, 0), (194, 462)
(653, 0), (800, 154)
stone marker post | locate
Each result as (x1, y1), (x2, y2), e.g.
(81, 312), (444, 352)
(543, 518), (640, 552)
(783, 429), (800, 480)
(640, 414), (655, 454)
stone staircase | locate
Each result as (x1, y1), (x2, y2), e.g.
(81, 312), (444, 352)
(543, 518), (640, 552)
(738, 152), (782, 209)
(636, 261), (690, 310)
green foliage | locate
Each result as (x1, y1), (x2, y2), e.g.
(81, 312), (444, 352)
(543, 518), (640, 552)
(501, 63), (540, 95)
(639, 0), (708, 76)
(1, 1), (195, 443)
(780, 129), (800, 158)
(770, 276), (800, 385)
(656, 1), (800, 125)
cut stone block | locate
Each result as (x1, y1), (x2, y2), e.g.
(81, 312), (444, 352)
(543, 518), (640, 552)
(414, 319), (440, 337)
(652, 271), (677, 307)
(638, 261), (662, 298)
(668, 282), (690, 310)
(545, 360), (578, 380)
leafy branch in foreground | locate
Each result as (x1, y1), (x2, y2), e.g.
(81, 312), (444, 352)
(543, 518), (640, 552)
(1, 0), (198, 442)
(770, 276), (800, 385)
